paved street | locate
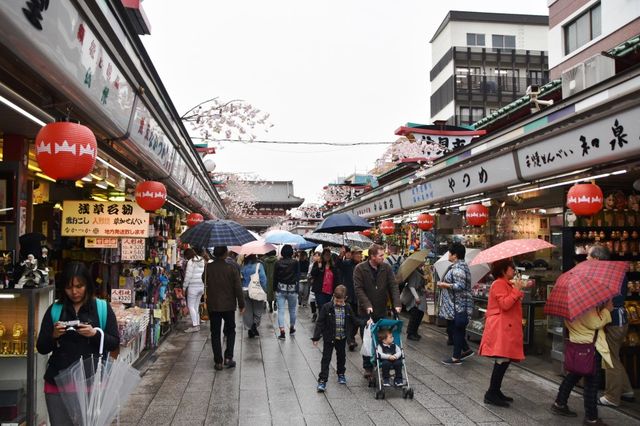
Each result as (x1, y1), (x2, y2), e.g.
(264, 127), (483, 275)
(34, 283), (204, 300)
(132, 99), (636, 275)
(119, 307), (639, 426)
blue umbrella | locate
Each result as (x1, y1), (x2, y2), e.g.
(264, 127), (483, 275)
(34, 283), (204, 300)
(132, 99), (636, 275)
(179, 220), (256, 247)
(264, 230), (308, 246)
(314, 213), (371, 234)
(297, 240), (319, 250)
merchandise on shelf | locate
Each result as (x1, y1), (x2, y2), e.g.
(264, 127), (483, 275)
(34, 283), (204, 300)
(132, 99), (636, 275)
(112, 304), (149, 346)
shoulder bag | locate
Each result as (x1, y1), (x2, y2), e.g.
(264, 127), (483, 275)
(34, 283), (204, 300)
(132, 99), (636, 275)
(564, 331), (597, 376)
(248, 264), (267, 301)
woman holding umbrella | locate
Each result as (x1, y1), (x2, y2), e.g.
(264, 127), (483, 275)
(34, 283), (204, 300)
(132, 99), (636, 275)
(478, 258), (525, 407)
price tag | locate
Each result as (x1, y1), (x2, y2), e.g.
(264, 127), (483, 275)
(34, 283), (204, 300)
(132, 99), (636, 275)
(111, 289), (133, 304)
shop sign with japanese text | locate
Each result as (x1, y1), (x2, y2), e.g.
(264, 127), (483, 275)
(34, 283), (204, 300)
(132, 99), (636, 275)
(121, 238), (146, 261)
(516, 106), (640, 180)
(111, 288), (133, 304)
(128, 98), (176, 173)
(85, 237), (118, 248)
(62, 201), (149, 237)
(352, 193), (401, 219)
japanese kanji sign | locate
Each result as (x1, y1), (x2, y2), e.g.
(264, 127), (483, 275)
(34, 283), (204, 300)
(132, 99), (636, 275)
(85, 237), (118, 248)
(111, 288), (133, 304)
(121, 238), (146, 261)
(352, 194), (401, 219)
(62, 201), (149, 237)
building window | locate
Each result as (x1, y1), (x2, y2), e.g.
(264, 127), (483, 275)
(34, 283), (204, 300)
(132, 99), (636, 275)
(466, 33), (485, 46)
(459, 107), (485, 125)
(455, 67), (482, 91)
(492, 34), (516, 49)
(527, 70), (547, 86)
(564, 3), (601, 54)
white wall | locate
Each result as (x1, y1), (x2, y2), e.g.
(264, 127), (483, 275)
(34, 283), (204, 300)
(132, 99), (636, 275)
(430, 100), (455, 123)
(431, 25), (453, 67)
(549, 0), (640, 70)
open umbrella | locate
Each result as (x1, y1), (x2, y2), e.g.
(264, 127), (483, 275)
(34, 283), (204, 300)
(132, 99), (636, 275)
(229, 240), (277, 256)
(179, 219), (256, 248)
(314, 213), (371, 233)
(434, 248), (490, 285)
(545, 260), (629, 320)
(469, 239), (555, 266)
(303, 232), (373, 249)
(263, 230), (308, 246)
(396, 250), (429, 283)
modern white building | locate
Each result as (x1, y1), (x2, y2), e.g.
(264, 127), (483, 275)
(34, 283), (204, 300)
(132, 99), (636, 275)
(429, 11), (549, 126)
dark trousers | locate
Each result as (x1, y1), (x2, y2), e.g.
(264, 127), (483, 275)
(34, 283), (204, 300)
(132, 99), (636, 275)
(361, 314), (381, 371)
(209, 311), (236, 364)
(46, 392), (75, 425)
(319, 338), (347, 382)
(447, 319), (469, 359)
(555, 356), (601, 421)
(316, 292), (332, 311)
(407, 307), (425, 336)
(380, 359), (403, 379)
(348, 302), (358, 345)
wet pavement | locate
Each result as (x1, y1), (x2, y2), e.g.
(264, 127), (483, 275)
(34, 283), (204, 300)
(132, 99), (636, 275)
(118, 307), (639, 425)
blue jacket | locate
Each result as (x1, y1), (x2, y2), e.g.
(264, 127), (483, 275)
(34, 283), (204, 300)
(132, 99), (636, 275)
(241, 262), (267, 291)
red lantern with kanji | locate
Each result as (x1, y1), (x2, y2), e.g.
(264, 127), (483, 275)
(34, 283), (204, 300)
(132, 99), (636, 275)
(566, 183), (603, 216)
(35, 122), (97, 180)
(135, 181), (167, 212)
(466, 204), (489, 226)
(360, 229), (372, 238)
(416, 213), (435, 231)
(187, 213), (204, 227)
(380, 219), (395, 235)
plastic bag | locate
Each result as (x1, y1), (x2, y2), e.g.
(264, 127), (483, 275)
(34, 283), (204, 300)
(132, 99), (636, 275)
(360, 323), (372, 357)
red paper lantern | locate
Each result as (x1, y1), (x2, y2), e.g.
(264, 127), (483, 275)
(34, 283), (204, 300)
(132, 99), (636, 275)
(567, 183), (603, 216)
(135, 181), (167, 212)
(187, 213), (204, 227)
(360, 229), (372, 238)
(466, 204), (489, 226)
(380, 219), (395, 235)
(416, 213), (435, 231)
(35, 122), (97, 180)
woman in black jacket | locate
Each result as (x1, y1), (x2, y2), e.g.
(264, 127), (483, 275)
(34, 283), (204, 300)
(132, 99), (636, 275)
(310, 248), (342, 314)
(37, 262), (120, 425)
(274, 245), (300, 340)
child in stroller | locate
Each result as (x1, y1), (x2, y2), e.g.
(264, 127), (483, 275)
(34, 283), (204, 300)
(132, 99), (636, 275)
(376, 329), (403, 387)
(368, 317), (414, 399)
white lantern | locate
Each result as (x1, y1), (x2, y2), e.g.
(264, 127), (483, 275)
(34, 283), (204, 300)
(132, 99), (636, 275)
(202, 154), (216, 172)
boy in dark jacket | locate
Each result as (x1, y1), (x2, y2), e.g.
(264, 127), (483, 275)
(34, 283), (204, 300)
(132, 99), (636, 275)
(311, 285), (358, 392)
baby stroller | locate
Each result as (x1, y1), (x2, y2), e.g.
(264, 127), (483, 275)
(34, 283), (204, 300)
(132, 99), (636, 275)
(367, 315), (414, 400)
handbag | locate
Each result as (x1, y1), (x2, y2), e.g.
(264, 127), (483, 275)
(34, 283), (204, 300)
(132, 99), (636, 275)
(564, 332), (597, 375)
(248, 264), (267, 301)
(199, 262), (209, 321)
(400, 286), (413, 306)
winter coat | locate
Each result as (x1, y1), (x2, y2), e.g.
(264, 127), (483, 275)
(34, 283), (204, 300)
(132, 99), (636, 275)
(404, 269), (427, 312)
(478, 278), (525, 361)
(203, 257), (245, 312)
(36, 299), (120, 384)
(310, 262), (342, 295)
(354, 261), (400, 319)
(262, 255), (278, 302)
(438, 260), (473, 320)
(339, 259), (358, 303)
(274, 258), (300, 293)
(184, 256), (206, 288)
(312, 301), (358, 342)
(240, 262), (267, 291)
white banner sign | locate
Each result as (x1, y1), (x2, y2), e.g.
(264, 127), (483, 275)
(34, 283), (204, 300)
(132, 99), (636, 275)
(62, 201), (149, 237)
(111, 288), (133, 304)
(352, 193), (401, 219)
(121, 238), (146, 261)
(85, 237), (118, 248)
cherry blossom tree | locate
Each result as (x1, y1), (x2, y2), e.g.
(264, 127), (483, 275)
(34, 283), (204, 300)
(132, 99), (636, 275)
(210, 172), (266, 219)
(378, 136), (444, 165)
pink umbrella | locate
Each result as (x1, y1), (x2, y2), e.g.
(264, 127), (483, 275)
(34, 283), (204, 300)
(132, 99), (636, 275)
(229, 240), (277, 256)
(469, 238), (555, 266)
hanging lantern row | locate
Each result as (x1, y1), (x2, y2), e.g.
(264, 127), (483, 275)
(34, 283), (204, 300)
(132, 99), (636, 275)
(379, 219), (395, 235)
(360, 229), (372, 238)
(35, 122), (97, 181)
(135, 181), (167, 212)
(187, 212), (204, 227)
(566, 183), (603, 216)
(466, 203), (489, 226)
(416, 213), (434, 231)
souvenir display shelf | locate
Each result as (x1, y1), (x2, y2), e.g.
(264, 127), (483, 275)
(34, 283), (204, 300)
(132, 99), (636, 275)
(0, 286), (54, 426)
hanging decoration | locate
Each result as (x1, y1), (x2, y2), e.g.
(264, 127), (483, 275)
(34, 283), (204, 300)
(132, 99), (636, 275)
(380, 219), (395, 235)
(566, 183), (603, 216)
(186, 213), (204, 227)
(360, 229), (372, 238)
(466, 204), (489, 226)
(135, 181), (167, 212)
(416, 213), (435, 231)
(35, 122), (97, 181)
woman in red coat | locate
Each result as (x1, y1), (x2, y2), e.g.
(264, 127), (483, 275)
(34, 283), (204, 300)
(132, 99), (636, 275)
(479, 258), (525, 407)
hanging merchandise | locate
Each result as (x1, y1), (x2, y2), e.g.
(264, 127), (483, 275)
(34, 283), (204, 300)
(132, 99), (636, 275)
(566, 183), (603, 216)
(416, 213), (435, 231)
(466, 204), (489, 226)
(135, 181), (167, 212)
(186, 213), (204, 228)
(380, 219), (395, 235)
(35, 121), (97, 180)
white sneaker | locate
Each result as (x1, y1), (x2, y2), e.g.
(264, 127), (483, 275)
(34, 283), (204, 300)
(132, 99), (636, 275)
(598, 396), (618, 407)
(184, 326), (200, 333)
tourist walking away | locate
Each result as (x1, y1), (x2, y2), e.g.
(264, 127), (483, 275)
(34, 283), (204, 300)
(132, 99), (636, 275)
(478, 258), (525, 407)
(203, 246), (245, 370)
(312, 285), (358, 392)
(275, 244), (300, 339)
(385, 245), (404, 282)
(354, 243), (401, 378)
(405, 265), (428, 341)
(298, 251), (310, 307)
(437, 242), (474, 365)
(36, 262), (120, 426)
(308, 251), (321, 321)
(340, 248), (363, 350)
(311, 248), (341, 312)
(551, 300), (614, 425)
(241, 255), (267, 338)
(376, 328), (404, 387)
(586, 245), (635, 407)
(262, 250), (278, 313)
(183, 247), (207, 333)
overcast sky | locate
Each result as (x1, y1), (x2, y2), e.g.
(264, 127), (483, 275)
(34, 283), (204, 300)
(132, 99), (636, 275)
(141, 0), (548, 205)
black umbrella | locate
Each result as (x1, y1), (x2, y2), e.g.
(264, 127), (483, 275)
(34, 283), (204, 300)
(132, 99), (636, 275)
(179, 220), (256, 248)
(314, 213), (371, 234)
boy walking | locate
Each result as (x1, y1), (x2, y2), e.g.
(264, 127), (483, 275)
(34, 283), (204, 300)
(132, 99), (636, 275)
(312, 285), (358, 392)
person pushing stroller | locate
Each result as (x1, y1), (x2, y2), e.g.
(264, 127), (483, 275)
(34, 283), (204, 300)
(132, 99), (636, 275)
(376, 328), (404, 387)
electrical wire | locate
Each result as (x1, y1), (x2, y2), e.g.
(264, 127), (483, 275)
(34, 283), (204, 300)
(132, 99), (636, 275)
(191, 137), (395, 146)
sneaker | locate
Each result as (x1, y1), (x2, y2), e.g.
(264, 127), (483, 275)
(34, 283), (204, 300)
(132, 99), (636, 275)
(337, 374), (347, 385)
(583, 419), (608, 426)
(278, 330), (286, 340)
(441, 358), (462, 366)
(317, 381), (326, 392)
(460, 349), (475, 360)
(621, 392), (636, 403)
(550, 403), (578, 417)
(484, 391), (509, 407)
(394, 377), (404, 387)
(224, 358), (236, 368)
(184, 326), (200, 333)
(290, 326), (296, 335)
(597, 396), (618, 407)
(382, 378), (391, 387)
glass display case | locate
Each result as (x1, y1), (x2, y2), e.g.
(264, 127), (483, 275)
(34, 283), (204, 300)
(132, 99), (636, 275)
(0, 286), (53, 426)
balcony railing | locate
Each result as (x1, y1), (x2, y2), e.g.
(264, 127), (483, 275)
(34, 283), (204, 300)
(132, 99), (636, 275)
(455, 75), (549, 96)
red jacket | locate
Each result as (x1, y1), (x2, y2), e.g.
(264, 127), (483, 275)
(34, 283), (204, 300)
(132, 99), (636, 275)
(478, 278), (525, 361)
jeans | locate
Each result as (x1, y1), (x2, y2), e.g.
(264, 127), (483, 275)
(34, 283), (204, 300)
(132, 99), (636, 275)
(209, 311), (236, 364)
(186, 285), (204, 327)
(298, 279), (310, 305)
(407, 307), (425, 336)
(447, 319), (469, 359)
(276, 292), (298, 328)
(319, 338), (346, 382)
(555, 355), (601, 421)
(380, 359), (403, 379)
